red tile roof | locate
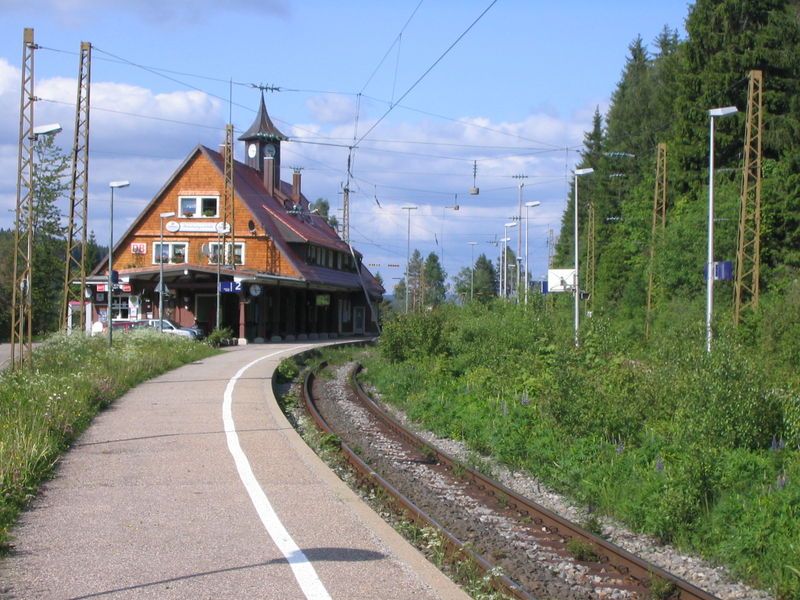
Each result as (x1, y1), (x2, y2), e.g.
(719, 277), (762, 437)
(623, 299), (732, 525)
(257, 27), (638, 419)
(200, 146), (384, 297)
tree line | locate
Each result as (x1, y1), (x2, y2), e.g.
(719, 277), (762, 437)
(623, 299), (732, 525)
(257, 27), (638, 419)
(551, 0), (800, 337)
(0, 137), (104, 341)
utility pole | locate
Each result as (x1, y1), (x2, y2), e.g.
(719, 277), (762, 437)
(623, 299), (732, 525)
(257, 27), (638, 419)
(646, 143), (668, 339)
(734, 70), (764, 325)
(223, 123), (235, 268)
(11, 28), (37, 369)
(62, 41), (92, 334)
(402, 206), (417, 313)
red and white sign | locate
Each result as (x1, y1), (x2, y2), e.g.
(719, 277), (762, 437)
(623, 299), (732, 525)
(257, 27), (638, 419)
(96, 283), (131, 292)
(131, 242), (146, 254)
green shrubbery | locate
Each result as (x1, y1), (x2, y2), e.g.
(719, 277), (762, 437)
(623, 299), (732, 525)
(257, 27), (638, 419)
(365, 299), (800, 597)
(0, 331), (215, 550)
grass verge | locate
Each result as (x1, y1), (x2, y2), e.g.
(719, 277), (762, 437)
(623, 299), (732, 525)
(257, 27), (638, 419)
(0, 331), (217, 550)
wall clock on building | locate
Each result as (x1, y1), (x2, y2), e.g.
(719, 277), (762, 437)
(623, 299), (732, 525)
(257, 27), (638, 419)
(247, 143), (257, 159)
(264, 144), (276, 158)
(249, 283), (262, 297)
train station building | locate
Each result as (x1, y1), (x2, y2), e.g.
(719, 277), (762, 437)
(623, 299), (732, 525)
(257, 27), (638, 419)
(83, 96), (383, 342)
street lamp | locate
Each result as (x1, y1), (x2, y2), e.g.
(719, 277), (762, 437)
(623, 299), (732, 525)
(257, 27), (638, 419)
(108, 180), (130, 347)
(706, 106), (738, 353)
(502, 222), (517, 299)
(440, 202), (459, 268)
(158, 211), (176, 332)
(574, 168), (594, 347)
(33, 123), (62, 138)
(524, 200), (541, 305)
(468, 241), (478, 301)
(402, 206), (418, 313)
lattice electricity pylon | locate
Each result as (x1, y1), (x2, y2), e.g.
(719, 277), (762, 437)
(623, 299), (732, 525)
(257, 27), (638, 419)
(10, 28), (37, 369)
(62, 41), (92, 333)
(645, 142), (668, 339)
(734, 70), (764, 325)
(584, 201), (596, 313)
(222, 123), (236, 268)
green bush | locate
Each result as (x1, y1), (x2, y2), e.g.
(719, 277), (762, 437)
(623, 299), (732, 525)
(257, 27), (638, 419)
(355, 295), (800, 597)
(275, 357), (300, 383)
(206, 326), (235, 348)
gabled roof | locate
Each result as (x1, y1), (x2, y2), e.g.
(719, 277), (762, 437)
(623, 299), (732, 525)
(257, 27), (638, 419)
(95, 143), (383, 297)
(200, 145), (383, 297)
(238, 93), (286, 142)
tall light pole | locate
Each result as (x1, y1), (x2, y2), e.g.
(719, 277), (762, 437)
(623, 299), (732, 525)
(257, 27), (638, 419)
(706, 106), (738, 353)
(574, 168), (594, 347)
(513, 176), (528, 297)
(468, 241), (478, 301)
(402, 206), (417, 313)
(524, 200), (541, 305)
(440, 201), (459, 268)
(107, 181), (130, 347)
(502, 222), (517, 299)
(158, 211), (175, 332)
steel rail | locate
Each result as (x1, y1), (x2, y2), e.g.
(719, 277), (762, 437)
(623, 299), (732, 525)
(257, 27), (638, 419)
(347, 364), (720, 600)
(302, 364), (533, 600)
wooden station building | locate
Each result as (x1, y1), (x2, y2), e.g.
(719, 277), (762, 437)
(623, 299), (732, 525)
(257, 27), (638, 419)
(85, 96), (383, 342)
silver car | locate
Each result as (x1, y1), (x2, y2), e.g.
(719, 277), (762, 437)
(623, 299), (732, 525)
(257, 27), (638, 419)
(144, 319), (203, 339)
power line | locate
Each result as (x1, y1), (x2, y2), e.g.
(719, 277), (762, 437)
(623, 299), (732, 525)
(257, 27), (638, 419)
(359, 0), (425, 94)
(355, 0), (498, 147)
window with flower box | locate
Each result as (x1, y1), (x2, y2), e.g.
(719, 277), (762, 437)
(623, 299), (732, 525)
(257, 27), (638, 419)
(179, 196), (219, 218)
(153, 242), (188, 264)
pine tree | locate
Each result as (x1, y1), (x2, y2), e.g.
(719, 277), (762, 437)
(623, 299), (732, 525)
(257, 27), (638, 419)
(421, 252), (447, 307)
(31, 135), (68, 334)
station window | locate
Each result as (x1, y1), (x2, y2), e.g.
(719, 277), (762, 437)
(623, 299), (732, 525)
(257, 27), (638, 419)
(153, 242), (188, 264)
(208, 242), (245, 265)
(110, 294), (131, 320)
(179, 196), (219, 218)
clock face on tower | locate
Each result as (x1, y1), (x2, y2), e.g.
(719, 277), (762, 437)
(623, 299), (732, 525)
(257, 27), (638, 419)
(247, 143), (257, 159)
(264, 144), (276, 158)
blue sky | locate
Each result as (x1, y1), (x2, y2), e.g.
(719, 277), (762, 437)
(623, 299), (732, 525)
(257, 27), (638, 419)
(0, 0), (691, 285)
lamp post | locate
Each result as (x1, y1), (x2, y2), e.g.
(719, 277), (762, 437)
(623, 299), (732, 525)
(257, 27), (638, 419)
(158, 211), (176, 333)
(108, 181), (130, 347)
(706, 106), (738, 353)
(502, 222), (517, 299)
(498, 236), (510, 298)
(524, 200), (541, 305)
(574, 168), (594, 347)
(440, 201), (459, 267)
(402, 206), (417, 313)
(468, 241), (478, 301)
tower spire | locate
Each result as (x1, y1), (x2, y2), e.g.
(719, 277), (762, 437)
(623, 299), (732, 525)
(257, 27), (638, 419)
(239, 93), (285, 186)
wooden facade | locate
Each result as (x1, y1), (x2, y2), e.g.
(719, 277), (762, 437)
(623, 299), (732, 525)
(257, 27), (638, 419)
(83, 97), (382, 342)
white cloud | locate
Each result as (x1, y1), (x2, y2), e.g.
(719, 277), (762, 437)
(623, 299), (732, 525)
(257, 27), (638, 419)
(0, 62), (595, 281)
(305, 94), (358, 125)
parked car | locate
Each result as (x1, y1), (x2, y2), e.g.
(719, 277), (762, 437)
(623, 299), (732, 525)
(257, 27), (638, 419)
(142, 319), (205, 340)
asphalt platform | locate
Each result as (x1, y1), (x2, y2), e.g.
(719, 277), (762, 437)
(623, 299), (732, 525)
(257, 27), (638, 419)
(0, 341), (467, 600)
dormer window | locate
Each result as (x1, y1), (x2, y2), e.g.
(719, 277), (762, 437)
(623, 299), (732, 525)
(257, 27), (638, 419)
(179, 196), (219, 218)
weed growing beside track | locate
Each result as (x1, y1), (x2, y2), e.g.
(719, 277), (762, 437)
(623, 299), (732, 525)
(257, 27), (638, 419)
(0, 331), (216, 550)
(359, 302), (800, 599)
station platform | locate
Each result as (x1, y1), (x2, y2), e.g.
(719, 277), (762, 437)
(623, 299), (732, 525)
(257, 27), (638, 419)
(0, 342), (467, 600)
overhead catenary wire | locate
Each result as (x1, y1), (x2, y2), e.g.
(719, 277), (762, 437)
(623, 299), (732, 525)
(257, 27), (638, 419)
(354, 0), (498, 148)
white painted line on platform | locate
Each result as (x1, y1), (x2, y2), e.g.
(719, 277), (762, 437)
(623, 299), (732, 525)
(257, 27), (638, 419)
(223, 346), (332, 600)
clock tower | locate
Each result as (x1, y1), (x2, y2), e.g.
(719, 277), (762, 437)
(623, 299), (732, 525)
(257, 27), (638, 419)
(238, 93), (286, 189)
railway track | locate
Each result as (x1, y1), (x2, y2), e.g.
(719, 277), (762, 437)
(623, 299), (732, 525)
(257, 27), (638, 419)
(302, 361), (720, 600)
